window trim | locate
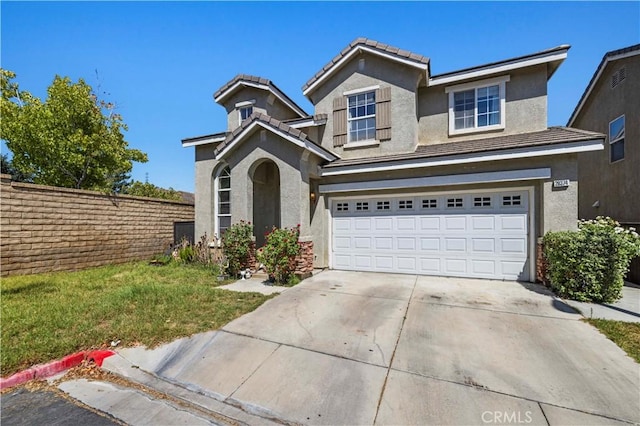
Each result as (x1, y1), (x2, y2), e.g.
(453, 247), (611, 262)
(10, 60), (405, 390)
(446, 75), (510, 136)
(214, 166), (231, 242)
(609, 114), (625, 164)
(346, 90), (377, 143)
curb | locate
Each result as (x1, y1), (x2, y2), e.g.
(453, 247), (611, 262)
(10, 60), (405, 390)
(0, 350), (116, 390)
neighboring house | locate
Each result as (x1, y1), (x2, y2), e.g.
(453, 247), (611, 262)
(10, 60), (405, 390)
(568, 44), (639, 224)
(182, 38), (604, 282)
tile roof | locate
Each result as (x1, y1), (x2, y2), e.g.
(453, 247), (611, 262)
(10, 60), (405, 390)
(323, 127), (604, 169)
(430, 45), (570, 80)
(213, 74), (308, 117)
(214, 112), (337, 160)
(302, 38), (430, 95)
(181, 131), (227, 145)
(567, 44), (640, 126)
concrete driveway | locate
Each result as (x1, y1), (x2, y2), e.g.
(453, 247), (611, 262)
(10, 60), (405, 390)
(76, 271), (639, 425)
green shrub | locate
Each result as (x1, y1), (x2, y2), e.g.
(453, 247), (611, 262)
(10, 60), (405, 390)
(257, 225), (301, 285)
(543, 217), (640, 303)
(221, 221), (254, 276)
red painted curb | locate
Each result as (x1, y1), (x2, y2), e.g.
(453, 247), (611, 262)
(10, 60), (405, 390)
(0, 350), (115, 390)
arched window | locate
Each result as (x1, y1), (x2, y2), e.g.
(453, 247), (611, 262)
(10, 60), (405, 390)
(215, 167), (231, 238)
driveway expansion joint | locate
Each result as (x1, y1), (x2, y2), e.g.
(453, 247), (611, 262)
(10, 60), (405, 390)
(387, 366), (638, 425)
(415, 300), (583, 321)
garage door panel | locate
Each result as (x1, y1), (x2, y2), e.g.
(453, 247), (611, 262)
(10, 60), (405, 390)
(374, 217), (393, 231)
(354, 237), (371, 249)
(500, 215), (527, 231)
(471, 259), (496, 275)
(501, 238), (527, 254)
(354, 255), (372, 268)
(375, 237), (393, 250)
(334, 236), (351, 250)
(397, 217), (416, 231)
(374, 256), (394, 270)
(445, 238), (466, 252)
(420, 217), (440, 231)
(332, 190), (530, 281)
(444, 258), (467, 274)
(397, 257), (417, 271)
(397, 237), (416, 250)
(419, 258), (441, 273)
(420, 238), (440, 251)
(445, 216), (467, 231)
(471, 238), (495, 253)
(354, 218), (372, 231)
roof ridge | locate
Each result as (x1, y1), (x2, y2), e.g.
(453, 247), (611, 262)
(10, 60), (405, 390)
(302, 37), (429, 95)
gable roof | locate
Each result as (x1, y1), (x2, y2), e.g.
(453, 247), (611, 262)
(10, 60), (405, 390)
(321, 127), (603, 174)
(214, 112), (338, 162)
(302, 38), (430, 97)
(428, 45), (570, 87)
(213, 74), (308, 118)
(567, 44), (640, 127)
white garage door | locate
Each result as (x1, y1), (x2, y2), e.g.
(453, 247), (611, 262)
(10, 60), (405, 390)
(331, 190), (530, 281)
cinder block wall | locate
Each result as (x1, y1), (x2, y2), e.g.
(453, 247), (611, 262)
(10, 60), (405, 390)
(0, 174), (194, 276)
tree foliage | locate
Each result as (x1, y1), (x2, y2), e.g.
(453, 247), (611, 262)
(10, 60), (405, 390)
(0, 69), (147, 191)
(1, 153), (33, 183)
(123, 180), (182, 201)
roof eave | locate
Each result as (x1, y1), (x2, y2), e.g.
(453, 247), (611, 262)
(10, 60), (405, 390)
(302, 45), (429, 98)
(213, 80), (308, 118)
(429, 46), (570, 87)
(567, 46), (640, 126)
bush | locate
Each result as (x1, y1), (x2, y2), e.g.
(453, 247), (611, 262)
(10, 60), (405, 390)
(543, 217), (640, 303)
(257, 225), (301, 285)
(221, 221), (254, 276)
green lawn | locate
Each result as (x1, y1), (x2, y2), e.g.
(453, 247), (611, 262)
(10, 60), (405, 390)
(586, 319), (640, 363)
(1, 262), (273, 376)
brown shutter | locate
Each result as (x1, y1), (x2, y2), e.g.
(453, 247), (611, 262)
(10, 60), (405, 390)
(376, 87), (391, 141)
(333, 96), (347, 147)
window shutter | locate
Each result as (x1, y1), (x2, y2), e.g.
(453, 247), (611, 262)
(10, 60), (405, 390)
(333, 96), (347, 147)
(376, 87), (391, 141)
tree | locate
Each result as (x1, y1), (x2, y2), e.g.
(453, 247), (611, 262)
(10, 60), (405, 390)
(123, 180), (182, 201)
(1, 153), (33, 183)
(0, 69), (148, 191)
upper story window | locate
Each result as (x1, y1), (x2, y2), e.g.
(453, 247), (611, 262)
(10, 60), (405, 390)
(332, 86), (391, 148)
(609, 115), (625, 163)
(236, 100), (255, 124)
(239, 105), (253, 121)
(348, 91), (376, 142)
(446, 75), (509, 136)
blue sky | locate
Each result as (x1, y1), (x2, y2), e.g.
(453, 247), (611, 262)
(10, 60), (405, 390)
(2, 1), (639, 192)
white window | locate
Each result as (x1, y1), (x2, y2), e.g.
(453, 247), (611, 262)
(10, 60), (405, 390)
(609, 115), (625, 163)
(376, 200), (390, 211)
(336, 202), (349, 212)
(446, 75), (509, 135)
(502, 195), (521, 206)
(447, 197), (464, 208)
(348, 91), (376, 142)
(398, 200), (413, 209)
(356, 202), (369, 211)
(473, 196), (491, 207)
(239, 105), (253, 122)
(215, 167), (231, 238)
(422, 199), (437, 209)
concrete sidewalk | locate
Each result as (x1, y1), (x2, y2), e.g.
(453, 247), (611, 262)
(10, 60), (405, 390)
(562, 283), (640, 323)
(59, 272), (640, 425)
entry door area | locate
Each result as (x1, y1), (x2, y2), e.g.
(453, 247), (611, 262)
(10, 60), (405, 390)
(331, 190), (531, 281)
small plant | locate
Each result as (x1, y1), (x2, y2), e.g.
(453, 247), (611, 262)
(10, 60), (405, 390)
(543, 216), (640, 303)
(258, 225), (301, 285)
(221, 221), (254, 276)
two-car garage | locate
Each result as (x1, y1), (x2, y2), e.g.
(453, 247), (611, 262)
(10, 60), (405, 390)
(330, 189), (532, 281)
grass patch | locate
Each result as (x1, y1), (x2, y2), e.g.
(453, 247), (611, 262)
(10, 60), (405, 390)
(586, 319), (640, 363)
(1, 262), (273, 376)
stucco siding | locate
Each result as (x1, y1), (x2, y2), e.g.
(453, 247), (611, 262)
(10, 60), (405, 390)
(194, 145), (220, 240)
(574, 54), (639, 223)
(310, 52), (423, 159)
(417, 64), (548, 145)
(223, 87), (300, 131)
